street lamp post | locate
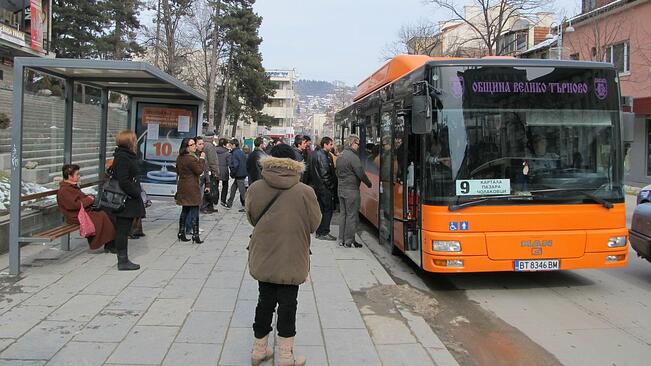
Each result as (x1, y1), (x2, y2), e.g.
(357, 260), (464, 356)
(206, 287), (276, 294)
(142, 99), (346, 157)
(546, 18), (575, 60)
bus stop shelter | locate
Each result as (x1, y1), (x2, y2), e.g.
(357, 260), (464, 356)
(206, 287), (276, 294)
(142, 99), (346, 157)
(9, 58), (205, 275)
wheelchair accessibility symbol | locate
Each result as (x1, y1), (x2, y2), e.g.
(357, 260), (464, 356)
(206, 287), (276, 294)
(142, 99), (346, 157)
(449, 222), (458, 231)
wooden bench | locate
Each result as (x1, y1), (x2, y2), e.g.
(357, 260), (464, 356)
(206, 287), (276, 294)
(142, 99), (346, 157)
(17, 181), (100, 249)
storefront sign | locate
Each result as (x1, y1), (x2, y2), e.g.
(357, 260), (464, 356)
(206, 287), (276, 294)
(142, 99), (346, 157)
(0, 23), (26, 47)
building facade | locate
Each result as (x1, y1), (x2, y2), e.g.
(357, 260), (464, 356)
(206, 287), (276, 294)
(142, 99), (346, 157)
(418, 6), (553, 57)
(261, 69), (296, 128)
(0, 0), (52, 88)
(562, 0), (651, 186)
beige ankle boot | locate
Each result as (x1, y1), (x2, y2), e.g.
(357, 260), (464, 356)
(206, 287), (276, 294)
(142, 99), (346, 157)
(278, 336), (305, 366)
(251, 334), (273, 366)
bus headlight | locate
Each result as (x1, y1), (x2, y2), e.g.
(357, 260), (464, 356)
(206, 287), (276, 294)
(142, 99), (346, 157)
(432, 240), (461, 252)
(607, 236), (627, 248)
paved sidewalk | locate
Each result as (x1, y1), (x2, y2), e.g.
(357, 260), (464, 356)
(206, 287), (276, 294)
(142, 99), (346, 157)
(0, 200), (457, 365)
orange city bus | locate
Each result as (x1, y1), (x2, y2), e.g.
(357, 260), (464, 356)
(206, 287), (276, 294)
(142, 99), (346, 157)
(335, 55), (628, 273)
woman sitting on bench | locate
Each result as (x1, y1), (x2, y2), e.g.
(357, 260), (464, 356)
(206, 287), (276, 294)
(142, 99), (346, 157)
(56, 164), (116, 253)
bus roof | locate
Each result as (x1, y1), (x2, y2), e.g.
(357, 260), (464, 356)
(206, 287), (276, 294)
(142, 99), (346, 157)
(353, 55), (463, 102)
(348, 55), (617, 106)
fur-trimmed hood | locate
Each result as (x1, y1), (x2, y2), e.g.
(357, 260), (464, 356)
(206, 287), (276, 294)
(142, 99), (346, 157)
(260, 156), (305, 190)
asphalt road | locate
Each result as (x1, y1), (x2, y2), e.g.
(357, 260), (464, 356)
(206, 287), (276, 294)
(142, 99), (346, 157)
(358, 194), (651, 366)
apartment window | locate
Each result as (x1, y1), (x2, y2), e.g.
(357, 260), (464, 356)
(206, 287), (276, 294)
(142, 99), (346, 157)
(499, 31), (528, 55)
(570, 53), (580, 60)
(605, 41), (630, 74)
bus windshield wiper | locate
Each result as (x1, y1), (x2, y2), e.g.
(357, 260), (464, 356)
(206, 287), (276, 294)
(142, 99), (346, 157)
(527, 188), (614, 209)
(448, 194), (534, 211)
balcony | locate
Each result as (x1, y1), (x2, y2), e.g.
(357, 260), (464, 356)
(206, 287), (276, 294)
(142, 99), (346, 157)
(271, 89), (295, 99)
(262, 106), (295, 119)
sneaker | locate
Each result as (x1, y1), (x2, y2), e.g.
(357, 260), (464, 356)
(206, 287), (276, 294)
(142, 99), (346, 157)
(220, 202), (229, 208)
(352, 241), (363, 248)
(342, 242), (352, 248)
(238, 208), (245, 213)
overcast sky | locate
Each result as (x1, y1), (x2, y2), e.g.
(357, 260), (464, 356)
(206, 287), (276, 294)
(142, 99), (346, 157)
(253, 0), (580, 86)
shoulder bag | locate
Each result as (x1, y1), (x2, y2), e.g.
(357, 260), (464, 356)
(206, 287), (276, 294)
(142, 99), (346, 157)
(95, 167), (128, 212)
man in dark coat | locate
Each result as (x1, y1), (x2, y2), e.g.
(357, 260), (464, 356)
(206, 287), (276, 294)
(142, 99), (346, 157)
(309, 136), (338, 241)
(202, 132), (220, 213)
(227, 138), (247, 212)
(216, 138), (231, 207)
(335, 134), (372, 248)
(246, 137), (266, 185)
(292, 135), (310, 184)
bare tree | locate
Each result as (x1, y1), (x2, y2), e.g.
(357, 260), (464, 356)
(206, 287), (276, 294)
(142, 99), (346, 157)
(381, 20), (441, 60)
(152, 0), (195, 78)
(187, 0), (225, 128)
(427, 0), (548, 55)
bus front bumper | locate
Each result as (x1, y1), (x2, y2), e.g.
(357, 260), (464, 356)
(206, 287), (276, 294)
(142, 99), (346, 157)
(421, 251), (629, 273)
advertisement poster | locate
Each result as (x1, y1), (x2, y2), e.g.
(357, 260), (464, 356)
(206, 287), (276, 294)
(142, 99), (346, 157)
(135, 102), (200, 196)
(29, 0), (45, 52)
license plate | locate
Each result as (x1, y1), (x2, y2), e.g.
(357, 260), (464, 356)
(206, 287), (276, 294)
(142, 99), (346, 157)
(514, 259), (560, 272)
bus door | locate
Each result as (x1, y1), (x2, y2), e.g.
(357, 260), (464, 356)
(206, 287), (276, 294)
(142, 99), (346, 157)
(378, 107), (394, 247)
(393, 112), (421, 266)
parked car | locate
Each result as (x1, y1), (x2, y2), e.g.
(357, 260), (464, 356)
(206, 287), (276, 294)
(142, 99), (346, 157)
(630, 184), (651, 262)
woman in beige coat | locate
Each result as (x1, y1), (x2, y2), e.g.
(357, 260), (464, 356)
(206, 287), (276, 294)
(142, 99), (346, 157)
(245, 144), (321, 366)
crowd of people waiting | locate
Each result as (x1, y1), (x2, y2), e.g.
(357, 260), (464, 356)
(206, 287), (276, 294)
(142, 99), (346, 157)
(55, 129), (372, 366)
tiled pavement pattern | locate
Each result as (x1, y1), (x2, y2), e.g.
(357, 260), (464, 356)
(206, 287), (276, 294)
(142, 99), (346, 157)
(0, 200), (457, 365)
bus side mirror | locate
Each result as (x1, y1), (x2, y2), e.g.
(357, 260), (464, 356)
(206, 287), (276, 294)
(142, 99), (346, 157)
(412, 95), (432, 134)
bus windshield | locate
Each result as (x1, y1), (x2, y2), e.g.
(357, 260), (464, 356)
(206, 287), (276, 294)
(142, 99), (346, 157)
(423, 65), (624, 205)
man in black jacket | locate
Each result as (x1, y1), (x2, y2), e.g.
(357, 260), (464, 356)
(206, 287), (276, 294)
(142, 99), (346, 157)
(246, 137), (266, 184)
(309, 137), (338, 241)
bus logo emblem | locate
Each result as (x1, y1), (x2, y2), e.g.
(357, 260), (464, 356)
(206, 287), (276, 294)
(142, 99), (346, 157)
(594, 78), (608, 100)
(450, 77), (464, 98)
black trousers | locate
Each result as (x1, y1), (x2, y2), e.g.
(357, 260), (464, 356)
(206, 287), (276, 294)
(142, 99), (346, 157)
(316, 189), (334, 236)
(253, 281), (299, 339)
(114, 216), (133, 253)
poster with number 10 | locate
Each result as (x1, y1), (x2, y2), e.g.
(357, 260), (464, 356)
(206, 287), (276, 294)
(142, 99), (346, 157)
(135, 102), (200, 196)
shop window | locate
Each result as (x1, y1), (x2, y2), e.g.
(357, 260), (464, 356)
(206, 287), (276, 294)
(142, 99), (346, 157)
(605, 41), (630, 74)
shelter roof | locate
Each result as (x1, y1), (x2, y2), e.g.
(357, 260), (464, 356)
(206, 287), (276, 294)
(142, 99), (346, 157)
(14, 57), (206, 101)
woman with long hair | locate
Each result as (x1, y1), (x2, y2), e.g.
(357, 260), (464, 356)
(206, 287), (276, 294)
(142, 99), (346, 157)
(111, 130), (146, 270)
(176, 137), (205, 243)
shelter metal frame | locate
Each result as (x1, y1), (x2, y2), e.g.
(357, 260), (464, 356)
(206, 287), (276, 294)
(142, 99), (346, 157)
(9, 57), (205, 275)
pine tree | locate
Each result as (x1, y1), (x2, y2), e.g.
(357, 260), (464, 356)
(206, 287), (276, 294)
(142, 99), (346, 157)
(98, 0), (145, 60)
(52, 0), (106, 58)
(215, 1), (274, 135)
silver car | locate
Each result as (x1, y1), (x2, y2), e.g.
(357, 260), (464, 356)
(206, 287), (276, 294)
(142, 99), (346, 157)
(630, 184), (651, 262)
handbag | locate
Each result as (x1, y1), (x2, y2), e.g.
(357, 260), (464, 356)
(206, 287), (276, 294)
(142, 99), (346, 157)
(78, 203), (96, 238)
(96, 167), (128, 212)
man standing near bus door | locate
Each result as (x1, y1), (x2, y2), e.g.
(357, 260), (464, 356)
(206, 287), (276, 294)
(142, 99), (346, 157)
(336, 135), (372, 248)
(310, 137), (337, 241)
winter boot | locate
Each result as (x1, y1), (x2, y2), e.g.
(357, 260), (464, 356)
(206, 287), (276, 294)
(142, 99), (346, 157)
(278, 336), (305, 366)
(117, 249), (140, 271)
(250, 334), (273, 366)
(178, 213), (190, 242)
(192, 216), (204, 244)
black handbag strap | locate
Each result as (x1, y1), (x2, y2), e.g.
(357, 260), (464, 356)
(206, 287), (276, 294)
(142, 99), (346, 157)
(254, 188), (285, 225)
